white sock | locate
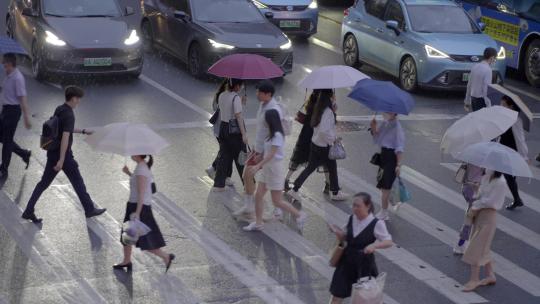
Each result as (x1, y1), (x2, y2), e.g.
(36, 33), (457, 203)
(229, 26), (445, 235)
(244, 195), (254, 206)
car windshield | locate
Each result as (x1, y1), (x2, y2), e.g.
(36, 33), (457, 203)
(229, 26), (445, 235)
(43, 0), (121, 17)
(191, 0), (265, 23)
(511, 0), (540, 22)
(407, 5), (480, 33)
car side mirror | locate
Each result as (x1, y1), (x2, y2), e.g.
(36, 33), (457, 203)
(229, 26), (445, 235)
(478, 22), (486, 31)
(386, 20), (400, 35)
(125, 6), (135, 16)
(22, 8), (38, 17)
(265, 12), (274, 19)
(174, 10), (190, 22)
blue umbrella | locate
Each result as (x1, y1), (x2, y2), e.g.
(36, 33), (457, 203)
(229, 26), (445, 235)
(348, 79), (415, 115)
(0, 36), (27, 55)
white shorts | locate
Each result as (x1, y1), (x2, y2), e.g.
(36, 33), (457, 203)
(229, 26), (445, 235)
(256, 159), (285, 191)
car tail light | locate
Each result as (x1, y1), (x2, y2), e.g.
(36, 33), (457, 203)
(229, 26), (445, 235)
(344, 8), (350, 16)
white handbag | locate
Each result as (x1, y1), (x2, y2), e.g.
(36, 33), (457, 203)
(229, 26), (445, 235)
(351, 272), (386, 304)
(329, 138), (346, 160)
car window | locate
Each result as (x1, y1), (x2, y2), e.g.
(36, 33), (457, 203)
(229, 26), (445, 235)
(408, 5), (480, 33)
(164, 0), (189, 13)
(365, 0), (389, 19)
(43, 0), (122, 17)
(191, 0), (265, 23)
(384, 0), (405, 29)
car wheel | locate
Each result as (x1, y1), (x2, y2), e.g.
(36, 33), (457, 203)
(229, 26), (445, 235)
(6, 15), (14, 38)
(399, 57), (417, 92)
(343, 34), (360, 67)
(524, 39), (540, 87)
(188, 43), (204, 78)
(31, 42), (46, 81)
(141, 20), (154, 53)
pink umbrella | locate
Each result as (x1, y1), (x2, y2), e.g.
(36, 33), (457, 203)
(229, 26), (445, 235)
(207, 53), (283, 79)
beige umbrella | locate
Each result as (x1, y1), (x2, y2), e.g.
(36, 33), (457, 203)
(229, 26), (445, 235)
(488, 84), (533, 131)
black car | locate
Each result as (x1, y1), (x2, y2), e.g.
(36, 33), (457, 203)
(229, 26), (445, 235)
(141, 0), (293, 77)
(7, 0), (144, 80)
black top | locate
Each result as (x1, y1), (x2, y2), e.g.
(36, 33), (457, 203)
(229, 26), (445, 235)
(54, 104), (75, 151)
(500, 128), (517, 151)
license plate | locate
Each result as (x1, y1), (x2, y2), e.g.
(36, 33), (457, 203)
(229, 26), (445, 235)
(462, 73), (469, 82)
(83, 58), (112, 67)
(279, 20), (301, 28)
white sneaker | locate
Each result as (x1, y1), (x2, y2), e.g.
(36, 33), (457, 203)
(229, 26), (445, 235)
(330, 191), (349, 201)
(225, 178), (234, 186)
(205, 166), (216, 179)
(376, 209), (390, 221)
(273, 207), (283, 220)
(212, 187), (227, 192)
(453, 242), (467, 255)
(287, 190), (302, 202)
(296, 211), (308, 231)
(243, 222), (264, 232)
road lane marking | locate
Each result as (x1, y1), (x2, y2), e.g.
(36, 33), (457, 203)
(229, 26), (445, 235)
(196, 176), (400, 304)
(401, 166), (540, 252)
(310, 37), (342, 55)
(441, 163), (540, 214)
(505, 84), (540, 103)
(338, 167), (540, 296)
(140, 74), (211, 118)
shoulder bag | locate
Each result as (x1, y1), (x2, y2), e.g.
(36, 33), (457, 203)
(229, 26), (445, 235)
(329, 241), (346, 267)
(329, 138), (346, 160)
(370, 153), (381, 166)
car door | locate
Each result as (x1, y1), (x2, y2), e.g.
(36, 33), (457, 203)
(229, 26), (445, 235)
(166, 0), (191, 60)
(16, 0), (39, 50)
(357, 0), (389, 69)
(379, 0), (407, 74)
(150, 0), (173, 48)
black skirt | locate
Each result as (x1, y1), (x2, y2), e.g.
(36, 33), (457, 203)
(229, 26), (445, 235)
(122, 202), (166, 251)
(289, 124), (313, 170)
(376, 147), (397, 190)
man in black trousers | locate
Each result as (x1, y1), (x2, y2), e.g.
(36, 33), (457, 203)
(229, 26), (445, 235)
(22, 86), (106, 223)
(0, 53), (32, 179)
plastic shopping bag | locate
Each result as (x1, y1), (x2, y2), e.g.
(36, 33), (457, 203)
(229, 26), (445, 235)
(121, 216), (152, 246)
(398, 178), (411, 203)
(351, 272), (386, 304)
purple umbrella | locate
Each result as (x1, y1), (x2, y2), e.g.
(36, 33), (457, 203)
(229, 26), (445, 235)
(207, 54), (283, 79)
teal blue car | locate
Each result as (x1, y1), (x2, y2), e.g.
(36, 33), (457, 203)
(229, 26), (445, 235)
(341, 0), (506, 91)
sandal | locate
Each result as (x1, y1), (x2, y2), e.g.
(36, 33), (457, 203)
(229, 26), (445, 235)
(480, 276), (496, 286)
(462, 281), (482, 292)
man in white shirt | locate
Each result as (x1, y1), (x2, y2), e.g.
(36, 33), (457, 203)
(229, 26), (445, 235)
(464, 47), (497, 112)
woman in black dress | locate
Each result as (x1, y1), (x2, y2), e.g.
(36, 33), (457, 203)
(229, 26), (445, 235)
(329, 193), (393, 303)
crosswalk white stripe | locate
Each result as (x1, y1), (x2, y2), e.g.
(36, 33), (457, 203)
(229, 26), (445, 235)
(149, 191), (308, 304)
(295, 188), (486, 304)
(338, 167), (540, 296)
(195, 177), (400, 304)
(441, 163), (540, 214)
(401, 166), (540, 252)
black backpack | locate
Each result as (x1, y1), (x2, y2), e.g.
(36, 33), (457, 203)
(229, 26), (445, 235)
(40, 115), (60, 151)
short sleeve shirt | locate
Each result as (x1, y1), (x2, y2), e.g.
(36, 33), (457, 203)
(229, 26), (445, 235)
(129, 163), (154, 205)
(54, 104), (75, 151)
(264, 132), (285, 160)
(2, 68), (26, 105)
(218, 91), (242, 121)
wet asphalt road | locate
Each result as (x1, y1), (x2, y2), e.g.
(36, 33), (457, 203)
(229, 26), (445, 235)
(0, 1), (540, 303)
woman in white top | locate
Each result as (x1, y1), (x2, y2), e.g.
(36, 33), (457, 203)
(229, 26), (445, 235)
(462, 171), (506, 292)
(113, 155), (175, 273)
(329, 193), (393, 303)
(288, 90), (348, 201)
(243, 109), (307, 231)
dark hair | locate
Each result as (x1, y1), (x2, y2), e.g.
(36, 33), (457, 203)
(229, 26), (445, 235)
(65, 86), (84, 101)
(215, 79), (228, 102)
(501, 95), (520, 112)
(265, 109), (283, 140)
(2, 53), (16, 67)
(310, 89), (334, 128)
(305, 89), (321, 116)
(228, 78), (244, 92)
(140, 155), (154, 169)
(483, 47), (497, 60)
(354, 192), (375, 214)
(491, 171), (502, 180)
(256, 80), (275, 96)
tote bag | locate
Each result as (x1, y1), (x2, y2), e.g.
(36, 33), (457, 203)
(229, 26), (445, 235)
(351, 272), (387, 304)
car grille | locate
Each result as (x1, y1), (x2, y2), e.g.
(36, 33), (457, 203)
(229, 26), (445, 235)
(268, 5), (308, 11)
(449, 55), (484, 62)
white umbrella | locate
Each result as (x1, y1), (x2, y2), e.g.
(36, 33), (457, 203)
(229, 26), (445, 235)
(488, 84), (533, 131)
(455, 142), (532, 178)
(85, 122), (169, 156)
(441, 106), (517, 156)
(298, 65), (370, 89)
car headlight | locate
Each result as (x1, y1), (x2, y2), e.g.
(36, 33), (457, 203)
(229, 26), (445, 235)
(424, 45), (449, 59)
(124, 30), (140, 46)
(253, 0), (268, 9)
(308, 1), (318, 9)
(497, 46), (506, 60)
(280, 39), (292, 50)
(45, 31), (66, 46)
(208, 39), (235, 50)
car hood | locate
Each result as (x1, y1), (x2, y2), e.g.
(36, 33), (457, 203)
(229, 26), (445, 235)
(258, 0), (311, 5)
(201, 22), (288, 49)
(418, 33), (498, 55)
(45, 17), (130, 47)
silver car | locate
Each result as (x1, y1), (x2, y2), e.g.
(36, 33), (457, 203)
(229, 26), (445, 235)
(6, 0), (144, 80)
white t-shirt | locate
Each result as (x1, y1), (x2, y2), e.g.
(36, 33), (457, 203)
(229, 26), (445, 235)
(343, 214), (392, 241)
(264, 132), (285, 160)
(219, 91), (242, 121)
(129, 163), (154, 206)
(312, 108), (336, 147)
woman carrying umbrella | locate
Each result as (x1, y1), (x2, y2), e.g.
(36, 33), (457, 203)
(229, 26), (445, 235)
(500, 95), (529, 210)
(113, 155), (175, 272)
(370, 113), (405, 221)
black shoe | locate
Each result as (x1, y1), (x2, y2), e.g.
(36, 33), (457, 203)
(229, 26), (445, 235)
(85, 208), (107, 218)
(113, 262), (132, 271)
(0, 170), (8, 180)
(323, 183), (330, 195)
(22, 150), (31, 169)
(536, 154), (540, 162)
(165, 254), (175, 273)
(22, 212), (43, 224)
(284, 180), (291, 192)
(506, 201), (524, 210)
